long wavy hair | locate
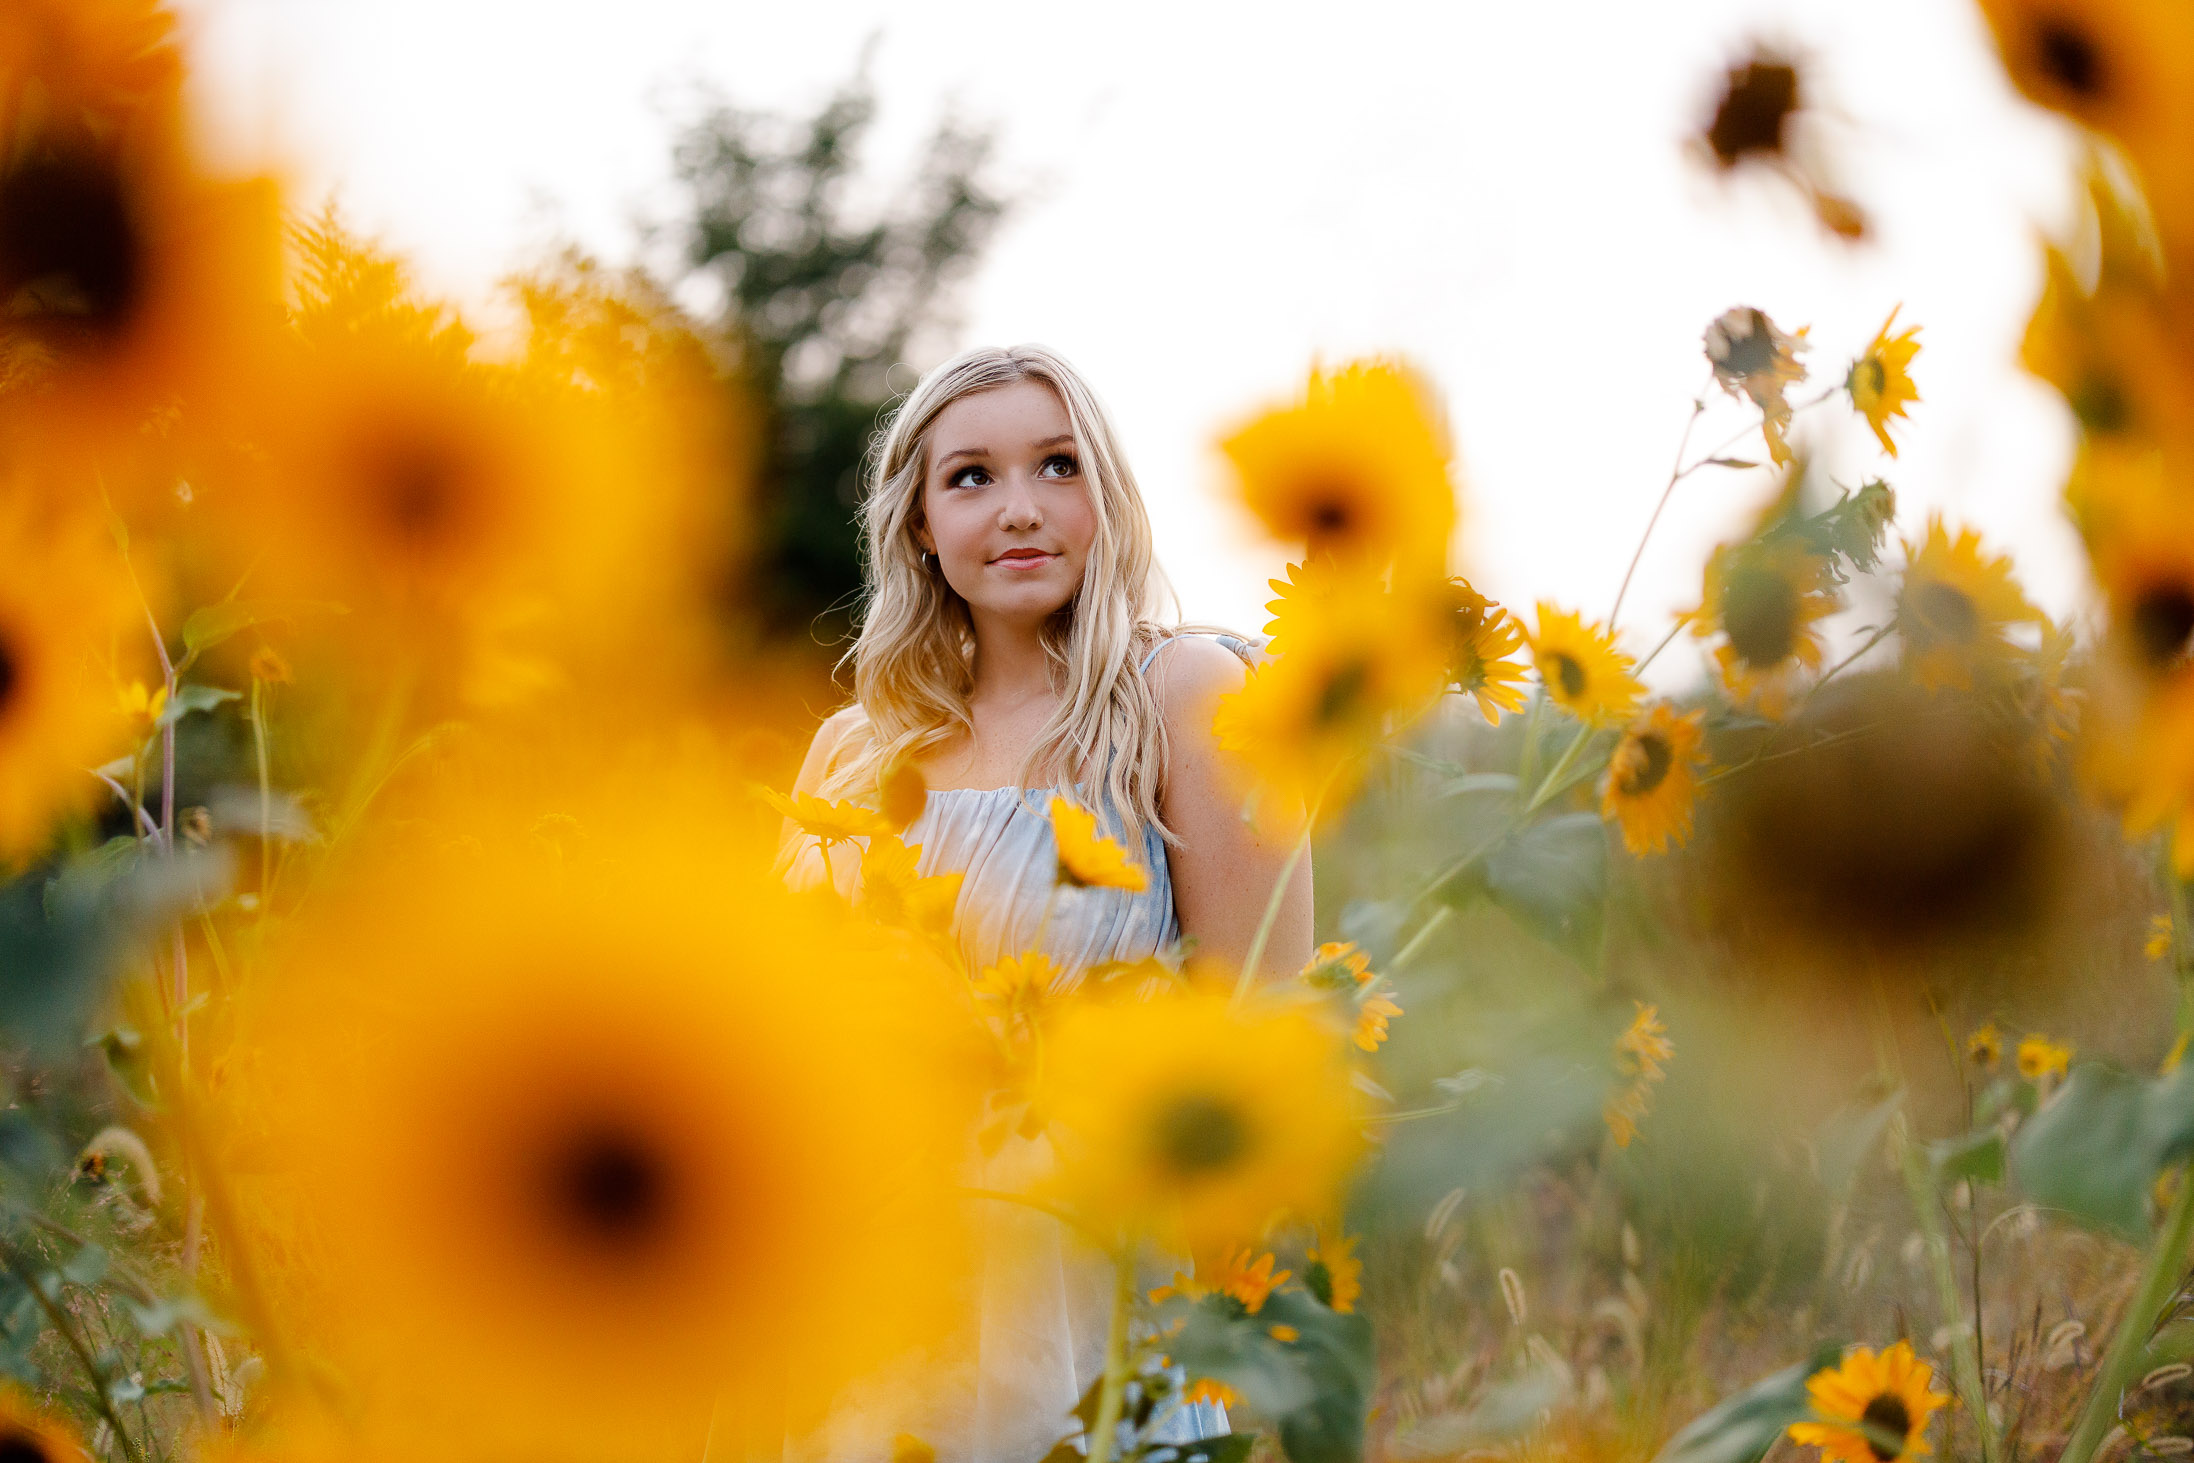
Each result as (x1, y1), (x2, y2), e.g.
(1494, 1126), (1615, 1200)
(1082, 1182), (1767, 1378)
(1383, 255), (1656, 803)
(818, 344), (1189, 842)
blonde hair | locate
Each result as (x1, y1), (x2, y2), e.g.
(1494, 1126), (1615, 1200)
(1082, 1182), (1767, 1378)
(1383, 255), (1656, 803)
(819, 344), (1189, 842)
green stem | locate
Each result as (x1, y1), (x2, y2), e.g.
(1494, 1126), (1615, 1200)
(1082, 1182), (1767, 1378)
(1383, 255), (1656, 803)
(1086, 1249), (1138, 1463)
(1235, 829), (1310, 1002)
(1525, 722), (1595, 814)
(1390, 905), (1453, 973)
(2060, 1164), (2194, 1463)
(1891, 1110), (1998, 1463)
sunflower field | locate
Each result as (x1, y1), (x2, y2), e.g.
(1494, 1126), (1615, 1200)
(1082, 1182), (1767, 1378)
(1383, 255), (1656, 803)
(5, 4), (2194, 1463)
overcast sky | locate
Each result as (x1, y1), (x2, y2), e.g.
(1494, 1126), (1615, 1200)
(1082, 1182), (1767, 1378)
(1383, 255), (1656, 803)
(173, 0), (2092, 686)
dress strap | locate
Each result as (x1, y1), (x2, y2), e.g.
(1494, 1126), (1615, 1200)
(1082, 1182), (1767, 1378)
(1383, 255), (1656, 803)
(1137, 631), (1261, 675)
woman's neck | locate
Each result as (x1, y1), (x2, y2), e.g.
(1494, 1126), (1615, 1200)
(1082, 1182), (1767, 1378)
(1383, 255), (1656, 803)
(966, 608), (1056, 707)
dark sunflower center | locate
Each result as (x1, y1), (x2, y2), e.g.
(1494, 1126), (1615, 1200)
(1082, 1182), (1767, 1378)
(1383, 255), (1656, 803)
(543, 1123), (671, 1252)
(1706, 60), (1798, 166)
(1305, 490), (1355, 538)
(1154, 1093), (1250, 1176)
(2132, 585), (2194, 670)
(1909, 581), (1978, 645)
(1550, 652), (1588, 699)
(0, 147), (145, 343)
(1859, 1392), (1913, 1461)
(374, 441), (463, 552)
(1854, 357), (1886, 399)
(2035, 17), (2104, 100)
(1723, 564), (1801, 667)
(1316, 659), (1372, 726)
(1617, 733), (1673, 797)
(2072, 370), (2130, 434)
(0, 629), (18, 725)
(0, 1431), (50, 1463)
(1717, 309), (1779, 378)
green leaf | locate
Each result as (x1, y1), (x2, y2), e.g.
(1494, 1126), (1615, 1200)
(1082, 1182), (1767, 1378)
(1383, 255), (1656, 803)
(1652, 1343), (1847, 1463)
(1478, 813), (1606, 966)
(1262, 1288), (1376, 1463)
(1813, 1089), (1901, 1196)
(1440, 773), (1521, 800)
(1160, 1297), (1313, 1417)
(154, 684), (240, 729)
(1179, 1436), (1255, 1463)
(1928, 1128), (2006, 1186)
(2008, 1062), (2194, 1240)
(180, 599), (344, 659)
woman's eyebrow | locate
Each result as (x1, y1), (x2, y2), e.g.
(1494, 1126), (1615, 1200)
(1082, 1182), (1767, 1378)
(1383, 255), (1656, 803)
(935, 445), (988, 468)
(1030, 434), (1076, 450)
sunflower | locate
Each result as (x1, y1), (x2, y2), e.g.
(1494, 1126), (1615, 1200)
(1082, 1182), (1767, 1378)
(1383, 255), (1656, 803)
(1306, 1229), (1362, 1313)
(1895, 516), (2041, 691)
(1039, 987), (1367, 1249)
(1260, 553), (1347, 658)
(2024, 617), (2082, 771)
(971, 951), (1061, 1037)
(1788, 1341), (1950, 1463)
(1049, 795), (1148, 891)
(756, 786), (894, 846)
(1299, 940), (1374, 990)
(1215, 580), (1449, 819)
(1441, 577), (1531, 723)
(0, 508), (133, 857)
(2018, 1033), (2073, 1080)
(1694, 541), (1839, 718)
(1696, 48), (1867, 240)
(859, 833), (963, 940)
(1149, 1247), (1292, 1314)
(1974, 0), (2194, 180)
(227, 811), (982, 1453)
(1601, 704), (1709, 856)
(1605, 1002), (1674, 1149)
(2023, 241), (2194, 446)
(878, 759), (929, 830)
(1528, 604), (1644, 727)
(0, 1388), (90, 1463)
(1354, 990), (1403, 1053)
(1705, 306), (1810, 467)
(1221, 358), (1457, 577)
(1847, 308), (1922, 457)
(1967, 1022), (2004, 1069)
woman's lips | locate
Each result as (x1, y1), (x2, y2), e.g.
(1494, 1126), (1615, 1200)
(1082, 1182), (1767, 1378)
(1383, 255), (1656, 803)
(990, 550), (1058, 570)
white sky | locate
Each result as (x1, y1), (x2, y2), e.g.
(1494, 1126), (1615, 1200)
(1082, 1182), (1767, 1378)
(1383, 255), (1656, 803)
(173, 0), (2093, 686)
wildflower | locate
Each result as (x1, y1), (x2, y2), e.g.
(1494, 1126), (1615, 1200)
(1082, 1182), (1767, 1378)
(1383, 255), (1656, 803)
(1300, 941), (1374, 990)
(1846, 307), (1921, 457)
(1605, 1003), (1673, 1149)
(1694, 541), (1838, 718)
(1269, 1324), (1300, 1342)
(1221, 358), (1457, 576)
(1974, 0), (2194, 167)
(859, 833), (963, 939)
(1040, 988), (1366, 1249)
(2150, 914), (2175, 961)
(1967, 1022), (2003, 1069)
(1048, 795), (1147, 891)
(1895, 516), (2041, 691)
(1787, 1341), (1951, 1463)
(1528, 604), (1644, 727)
(1354, 990), (1404, 1053)
(1151, 1248), (1292, 1315)
(229, 814), (981, 1450)
(1307, 1230), (1362, 1313)
(1697, 49), (1867, 240)
(1184, 1379), (1242, 1407)
(755, 786), (892, 846)
(2018, 1034), (2072, 1081)
(1600, 704), (1709, 856)
(1705, 306), (1810, 466)
(0, 511), (134, 856)
(1441, 578), (1531, 724)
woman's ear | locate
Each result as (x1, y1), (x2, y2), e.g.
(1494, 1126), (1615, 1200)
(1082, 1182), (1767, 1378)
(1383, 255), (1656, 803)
(913, 521), (935, 555)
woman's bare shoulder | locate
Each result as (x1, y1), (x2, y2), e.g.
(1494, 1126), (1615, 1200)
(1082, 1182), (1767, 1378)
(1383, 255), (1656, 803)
(792, 705), (869, 796)
(1149, 634), (1253, 703)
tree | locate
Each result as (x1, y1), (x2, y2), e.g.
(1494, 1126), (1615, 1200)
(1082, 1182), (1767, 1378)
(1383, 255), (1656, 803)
(673, 71), (1007, 653)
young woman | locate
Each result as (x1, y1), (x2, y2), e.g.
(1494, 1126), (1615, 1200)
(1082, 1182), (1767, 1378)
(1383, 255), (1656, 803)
(779, 345), (1312, 1459)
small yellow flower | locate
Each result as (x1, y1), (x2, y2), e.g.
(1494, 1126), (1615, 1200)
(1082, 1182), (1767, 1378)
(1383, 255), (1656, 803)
(1308, 1229), (1362, 1313)
(754, 786), (893, 845)
(1442, 577), (1531, 724)
(1788, 1340), (1951, 1463)
(1184, 1378), (1242, 1407)
(249, 644), (293, 685)
(1269, 1323), (1300, 1342)
(1600, 704), (1710, 856)
(1354, 991), (1403, 1053)
(2017, 1034), (2071, 1082)
(1300, 941), (1374, 989)
(1048, 796), (1148, 891)
(1846, 306), (1922, 457)
(1706, 306), (1810, 466)
(858, 834), (963, 939)
(1528, 604), (1644, 727)
(117, 680), (167, 724)
(1615, 1003), (1674, 1082)
(1966, 1022), (2003, 1070)
(2149, 913), (2175, 962)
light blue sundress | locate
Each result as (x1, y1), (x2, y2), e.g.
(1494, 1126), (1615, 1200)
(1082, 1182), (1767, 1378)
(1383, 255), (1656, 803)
(783, 633), (1254, 1463)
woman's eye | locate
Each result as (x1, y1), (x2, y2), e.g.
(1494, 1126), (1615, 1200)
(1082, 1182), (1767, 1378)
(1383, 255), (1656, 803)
(1038, 454), (1078, 478)
(949, 466), (990, 488)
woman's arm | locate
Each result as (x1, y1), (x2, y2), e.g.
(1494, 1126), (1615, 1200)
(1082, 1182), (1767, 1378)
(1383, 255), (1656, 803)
(775, 707), (862, 885)
(1154, 638), (1314, 982)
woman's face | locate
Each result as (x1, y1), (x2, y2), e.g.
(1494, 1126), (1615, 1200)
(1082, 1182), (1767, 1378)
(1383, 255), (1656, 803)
(917, 379), (1098, 625)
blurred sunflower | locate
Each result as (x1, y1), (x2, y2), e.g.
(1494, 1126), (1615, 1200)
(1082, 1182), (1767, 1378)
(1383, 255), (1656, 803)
(757, 786), (894, 847)
(1299, 940), (1373, 990)
(230, 815), (982, 1454)
(1788, 1341), (1950, 1463)
(1528, 604), (1644, 727)
(1601, 704), (1709, 856)
(1049, 795), (1148, 891)
(2150, 913), (2174, 961)
(0, 0), (182, 130)
(860, 833), (963, 940)
(1440, 577), (1531, 723)
(1306, 1229), (1362, 1313)
(0, 508), (133, 857)
(1260, 553), (1345, 658)
(1974, 0), (2194, 189)
(1353, 988), (1403, 1052)
(1696, 48), (1867, 240)
(1040, 987), (1366, 1250)
(971, 951), (1061, 1038)
(1706, 306), (1810, 466)
(2023, 243), (2194, 444)
(1606, 1002), (1673, 1146)
(2017, 1033), (2073, 1080)
(1149, 1247), (1291, 1314)
(0, 1388), (90, 1463)
(1221, 358), (1456, 578)
(1895, 516), (2041, 691)
(1215, 582), (1448, 819)
(1968, 1022), (2004, 1069)
(878, 758), (929, 830)
(2023, 617), (2082, 770)
(1846, 307), (1921, 457)
(1694, 541), (1839, 718)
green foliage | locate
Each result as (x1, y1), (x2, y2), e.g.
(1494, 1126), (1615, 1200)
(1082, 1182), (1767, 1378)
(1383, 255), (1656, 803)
(673, 69), (1006, 647)
(2009, 1062), (2194, 1240)
(1652, 1343), (1847, 1463)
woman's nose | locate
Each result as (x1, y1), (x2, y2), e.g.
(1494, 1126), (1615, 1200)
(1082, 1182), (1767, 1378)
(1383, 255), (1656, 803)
(997, 475), (1044, 529)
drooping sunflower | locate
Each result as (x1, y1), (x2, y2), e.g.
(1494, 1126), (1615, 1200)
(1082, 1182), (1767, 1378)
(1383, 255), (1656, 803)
(1221, 358), (1457, 577)
(1895, 516), (2042, 691)
(1788, 1341), (1950, 1463)
(1705, 306), (1810, 466)
(1215, 581), (1448, 819)
(1693, 540), (1839, 718)
(1040, 987), (1367, 1249)
(1600, 704), (1709, 856)
(1847, 307), (1921, 457)
(1695, 48), (1867, 240)
(1306, 1229), (1362, 1313)
(0, 508), (134, 857)
(0, 1387), (90, 1463)
(1440, 577), (1531, 723)
(228, 813), (983, 1454)
(1528, 604), (1644, 727)
(1049, 795), (1148, 891)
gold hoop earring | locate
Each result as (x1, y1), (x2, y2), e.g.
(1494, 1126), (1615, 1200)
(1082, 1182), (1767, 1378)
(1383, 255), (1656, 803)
(921, 551), (939, 570)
